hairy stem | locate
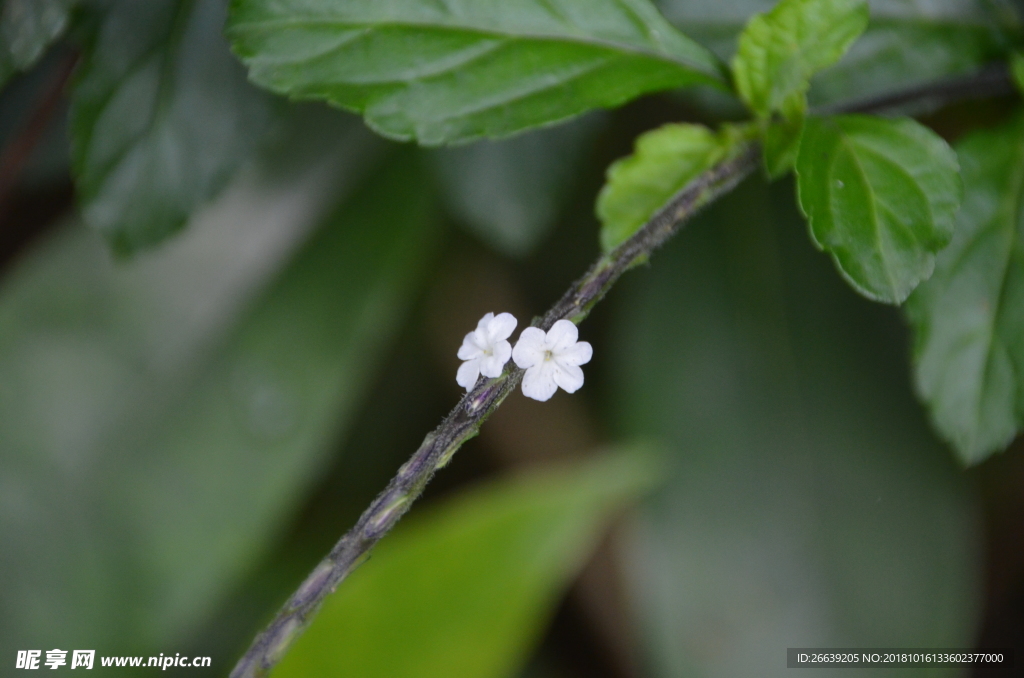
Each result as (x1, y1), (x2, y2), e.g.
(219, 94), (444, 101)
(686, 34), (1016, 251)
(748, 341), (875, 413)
(230, 65), (1015, 678)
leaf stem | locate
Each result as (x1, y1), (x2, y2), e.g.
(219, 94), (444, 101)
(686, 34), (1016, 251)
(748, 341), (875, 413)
(229, 64), (1017, 678)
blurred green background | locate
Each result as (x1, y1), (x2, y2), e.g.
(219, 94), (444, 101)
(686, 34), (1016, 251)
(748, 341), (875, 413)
(1, 1), (1023, 677)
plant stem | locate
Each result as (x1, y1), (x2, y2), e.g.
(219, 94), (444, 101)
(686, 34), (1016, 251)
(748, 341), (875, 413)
(230, 65), (1016, 678)
(229, 141), (759, 678)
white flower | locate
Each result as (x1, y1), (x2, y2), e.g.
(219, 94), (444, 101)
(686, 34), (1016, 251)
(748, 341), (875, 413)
(456, 312), (518, 390)
(512, 319), (593, 402)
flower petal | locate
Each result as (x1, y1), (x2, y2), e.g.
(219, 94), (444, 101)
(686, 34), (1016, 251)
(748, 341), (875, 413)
(456, 359), (481, 390)
(476, 312), (495, 332)
(480, 343), (510, 378)
(522, 363), (558, 401)
(493, 339), (512, 365)
(512, 327), (547, 369)
(486, 312), (518, 342)
(547, 319), (579, 352)
(457, 333), (482, 360)
(552, 362), (584, 393)
(556, 340), (592, 366)
(480, 356), (504, 378)
(479, 340), (512, 378)
(477, 328), (497, 352)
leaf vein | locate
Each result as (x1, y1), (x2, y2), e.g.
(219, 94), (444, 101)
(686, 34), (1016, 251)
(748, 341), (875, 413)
(835, 135), (900, 297)
(229, 18), (694, 69)
(417, 55), (613, 125)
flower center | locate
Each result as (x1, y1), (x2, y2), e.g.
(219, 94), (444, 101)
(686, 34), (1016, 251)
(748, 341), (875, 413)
(543, 350), (553, 362)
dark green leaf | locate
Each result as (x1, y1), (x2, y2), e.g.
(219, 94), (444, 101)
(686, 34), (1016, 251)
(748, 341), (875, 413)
(1012, 52), (1024, 95)
(809, 0), (1005, 107)
(0, 129), (438, 655)
(610, 179), (980, 677)
(70, 0), (272, 255)
(907, 111), (1024, 464)
(432, 113), (605, 257)
(658, 0), (1003, 109)
(596, 122), (749, 252)
(0, 53), (72, 188)
(226, 0), (726, 145)
(795, 114), (961, 304)
(654, 0), (775, 60)
(0, 0), (74, 88)
(731, 0), (868, 118)
(275, 453), (655, 678)
(762, 112), (803, 178)
(809, 20), (1004, 107)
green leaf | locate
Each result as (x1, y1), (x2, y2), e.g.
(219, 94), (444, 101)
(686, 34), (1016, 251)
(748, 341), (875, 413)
(432, 113), (605, 257)
(731, 0), (869, 119)
(596, 122), (749, 252)
(659, 0), (1002, 109)
(1012, 52), (1024, 95)
(226, 0), (726, 145)
(610, 179), (980, 677)
(657, 0), (1005, 141)
(762, 111), (803, 178)
(275, 453), (655, 678)
(70, 0), (272, 255)
(906, 111), (1024, 464)
(795, 114), (961, 304)
(0, 0), (74, 88)
(808, 20), (1004, 107)
(0, 127), (438, 654)
(807, 0), (1005, 107)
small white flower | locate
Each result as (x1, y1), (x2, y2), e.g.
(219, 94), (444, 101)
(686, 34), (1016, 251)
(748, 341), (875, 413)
(512, 319), (593, 402)
(456, 312), (518, 390)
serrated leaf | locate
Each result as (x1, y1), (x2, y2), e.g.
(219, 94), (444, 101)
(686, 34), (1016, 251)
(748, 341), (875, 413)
(662, 0), (1002, 87)
(659, 0), (1005, 110)
(226, 0), (726, 146)
(809, 20), (1004, 108)
(275, 453), (655, 678)
(70, 0), (272, 255)
(432, 113), (605, 257)
(795, 114), (961, 304)
(0, 0), (74, 88)
(732, 0), (869, 119)
(596, 123), (748, 252)
(906, 111), (1024, 464)
(762, 111), (803, 178)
